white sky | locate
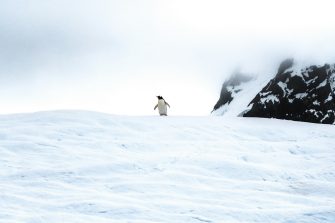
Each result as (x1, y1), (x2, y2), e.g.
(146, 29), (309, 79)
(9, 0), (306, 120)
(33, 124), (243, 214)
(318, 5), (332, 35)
(1, 0), (335, 115)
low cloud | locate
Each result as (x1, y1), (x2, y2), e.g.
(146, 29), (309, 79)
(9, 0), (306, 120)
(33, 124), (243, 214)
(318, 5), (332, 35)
(0, 0), (335, 115)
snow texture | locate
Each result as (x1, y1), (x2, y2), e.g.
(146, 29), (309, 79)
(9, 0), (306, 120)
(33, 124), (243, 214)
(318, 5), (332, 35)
(0, 111), (335, 223)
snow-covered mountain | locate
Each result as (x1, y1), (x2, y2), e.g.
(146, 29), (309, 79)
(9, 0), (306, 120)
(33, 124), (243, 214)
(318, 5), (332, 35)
(1, 111), (335, 222)
(213, 59), (335, 124)
(245, 62), (335, 124)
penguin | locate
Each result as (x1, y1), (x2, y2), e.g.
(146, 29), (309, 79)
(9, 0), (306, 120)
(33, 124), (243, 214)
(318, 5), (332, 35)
(154, 96), (170, 116)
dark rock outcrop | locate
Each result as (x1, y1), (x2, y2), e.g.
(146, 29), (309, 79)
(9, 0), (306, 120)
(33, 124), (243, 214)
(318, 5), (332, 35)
(277, 58), (294, 75)
(212, 73), (253, 112)
(243, 61), (335, 124)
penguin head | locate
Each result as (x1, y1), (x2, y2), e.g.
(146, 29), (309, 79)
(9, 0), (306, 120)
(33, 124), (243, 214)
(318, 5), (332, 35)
(157, 95), (164, 100)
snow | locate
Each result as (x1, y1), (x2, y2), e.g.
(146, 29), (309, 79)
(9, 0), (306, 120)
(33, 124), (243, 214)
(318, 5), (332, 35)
(306, 76), (318, 85)
(277, 81), (293, 97)
(321, 114), (330, 123)
(313, 100), (320, 106)
(295, 93), (308, 99)
(325, 95), (333, 103)
(290, 69), (304, 79)
(326, 64), (335, 77)
(212, 75), (273, 117)
(277, 81), (288, 96)
(260, 95), (279, 104)
(0, 110), (335, 223)
(317, 79), (327, 89)
(211, 103), (229, 116)
(329, 73), (335, 93)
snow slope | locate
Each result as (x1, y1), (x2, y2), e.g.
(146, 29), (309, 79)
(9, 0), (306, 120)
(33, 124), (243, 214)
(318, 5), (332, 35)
(0, 111), (335, 223)
(212, 73), (274, 117)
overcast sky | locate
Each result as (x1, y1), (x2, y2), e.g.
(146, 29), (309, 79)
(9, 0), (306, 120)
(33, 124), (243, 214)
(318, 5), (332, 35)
(1, 0), (335, 115)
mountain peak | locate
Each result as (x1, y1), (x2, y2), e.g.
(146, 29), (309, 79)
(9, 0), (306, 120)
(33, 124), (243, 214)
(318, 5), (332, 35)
(277, 58), (294, 75)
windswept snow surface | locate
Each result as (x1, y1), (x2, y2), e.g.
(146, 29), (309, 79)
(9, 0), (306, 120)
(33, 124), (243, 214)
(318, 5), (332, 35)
(0, 111), (335, 223)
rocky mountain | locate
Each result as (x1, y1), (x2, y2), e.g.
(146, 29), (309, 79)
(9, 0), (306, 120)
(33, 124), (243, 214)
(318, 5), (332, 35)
(213, 59), (335, 124)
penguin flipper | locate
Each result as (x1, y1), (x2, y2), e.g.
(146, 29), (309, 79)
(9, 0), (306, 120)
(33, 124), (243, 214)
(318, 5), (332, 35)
(165, 102), (170, 108)
(154, 104), (158, 110)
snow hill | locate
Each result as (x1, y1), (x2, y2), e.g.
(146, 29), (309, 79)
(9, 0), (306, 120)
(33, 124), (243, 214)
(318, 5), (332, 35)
(0, 111), (335, 223)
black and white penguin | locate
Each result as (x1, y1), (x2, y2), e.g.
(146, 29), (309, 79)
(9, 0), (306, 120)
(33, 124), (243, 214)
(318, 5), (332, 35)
(154, 96), (170, 116)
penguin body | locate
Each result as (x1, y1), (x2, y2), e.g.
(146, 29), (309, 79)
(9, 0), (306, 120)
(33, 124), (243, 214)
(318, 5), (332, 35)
(154, 96), (170, 116)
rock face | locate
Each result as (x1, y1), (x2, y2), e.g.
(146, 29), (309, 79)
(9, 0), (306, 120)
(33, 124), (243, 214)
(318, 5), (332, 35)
(212, 73), (253, 112)
(243, 61), (335, 124)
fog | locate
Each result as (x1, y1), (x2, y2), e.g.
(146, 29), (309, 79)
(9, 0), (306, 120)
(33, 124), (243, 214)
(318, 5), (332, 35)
(1, 0), (335, 115)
